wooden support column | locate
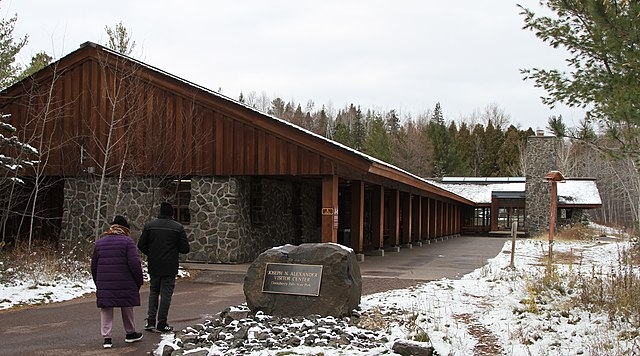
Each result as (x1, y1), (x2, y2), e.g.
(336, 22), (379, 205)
(350, 180), (365, 253)
(371, 185), (384, 250)
(413, 195), (422, 242)
(436, 200), (442, 238)
(445, 203), (451, 235)
(401, 192), (412, 245)
(424, 197), (430, 240)
(388, 189), (400, 246)
(428, 198), (436, 240)
(490, 195), (499, 231)
(321, 175), (339, 243)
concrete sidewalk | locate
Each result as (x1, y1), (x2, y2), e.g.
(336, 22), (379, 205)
(182, 235), (507, 282)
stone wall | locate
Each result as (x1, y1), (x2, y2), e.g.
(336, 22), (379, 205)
(62, 177), (161, 242)
(186, 177), (250, 263)
(63, 176), (321, 264)
(524, 135), (561, 234)
(187, 177), (321, 263)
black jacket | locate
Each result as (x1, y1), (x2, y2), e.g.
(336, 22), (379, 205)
(138, 215), (190, 276)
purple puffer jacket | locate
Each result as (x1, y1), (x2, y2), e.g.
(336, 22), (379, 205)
(91, 234), (144, 308)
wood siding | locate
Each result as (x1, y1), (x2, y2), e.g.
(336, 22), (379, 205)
(1, 45), (335, 178)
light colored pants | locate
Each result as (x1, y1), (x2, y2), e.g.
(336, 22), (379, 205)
(100, 307), (136, 338)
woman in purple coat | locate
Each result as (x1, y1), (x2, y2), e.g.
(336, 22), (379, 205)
(91, 215), (144, 349)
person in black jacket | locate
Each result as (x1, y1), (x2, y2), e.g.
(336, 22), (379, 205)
(137, 202), (190, 332)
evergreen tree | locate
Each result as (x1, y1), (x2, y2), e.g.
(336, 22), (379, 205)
(332, 118), (351, 147)
(520, 1), (640, 155)
(291, 104), (304, 127)
(426, 103), (452, 177)
(497, 125), (523, 176)
(268, 97), (286, 118)
(0, 9), (27, 90)
(363, 112), (391, 162)
(105, 21), (136, 55)
(479, 120), (505, 176)
(547, 115), (566, 137)
(385, 109), (400, 137)
(1, 114), (37, 178)
(470, 123), (485, 176)
(314, 106), (330, 137)
(455, 122), (474, 176)
(431, 102), (444, 125)
(16, 52), (52, 81)
(351, 105), (366, 150)
(283, 101), (295, 122)
(445, 121), (467, 176)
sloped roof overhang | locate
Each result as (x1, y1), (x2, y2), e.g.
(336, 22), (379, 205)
(0, 42), (477, 206)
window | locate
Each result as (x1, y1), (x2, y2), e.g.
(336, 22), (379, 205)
(464, 207), (490, 227)
(497, 206), (524, 230)
(560, 208), (572, 220)
(164, 179), (191, 225)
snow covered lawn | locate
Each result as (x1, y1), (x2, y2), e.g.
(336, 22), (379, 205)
(1, 225), (638, 355)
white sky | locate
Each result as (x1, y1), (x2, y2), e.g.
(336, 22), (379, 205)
(5, 1), (586, 131)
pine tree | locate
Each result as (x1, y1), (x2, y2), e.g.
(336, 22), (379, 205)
(268, 97), (286, 118)
(1, 114), (37, 178)
(471, 124), (485, 176)
(314, 106), (330, 137)
(479, 120), (505, 176)
(105, 21), (136, 55)
(455, 122), (474, 176)
(431, 102), (444, 125)
(16, 52), (52, 82)
(497, 125), (523, 176)
(363, 112), (391, 162)
(351, 105), (366, 150)
(385, 109), (400, 137)
(332, 118), (351, 147)
(0, 9), (27, 90)
(520, 1), (640, 155)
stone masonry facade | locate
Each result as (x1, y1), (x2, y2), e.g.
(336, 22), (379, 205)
(524, 135), (559, 234)
(62, 176), (321, 263)
(524, 135), (590, 234)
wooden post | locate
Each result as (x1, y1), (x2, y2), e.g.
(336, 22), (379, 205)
(510, 221), (517, 269)
(350, 180), (364, 253)
(549, 180), (558, 261)
(321, 175), (339, 243)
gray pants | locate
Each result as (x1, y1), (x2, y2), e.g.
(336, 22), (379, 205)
(146, 275), (176, 327)
(100, 307), (136, 337)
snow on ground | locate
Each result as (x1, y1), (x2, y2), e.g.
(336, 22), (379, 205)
(1, 224), (639, 355)
(0, 263), (189, 310)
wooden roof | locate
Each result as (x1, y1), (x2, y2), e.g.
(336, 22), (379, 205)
(0, 41), (472, 205)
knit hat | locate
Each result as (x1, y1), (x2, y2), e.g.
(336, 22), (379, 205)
(160, 202), (174, 217)
(112, 215), (130, 229)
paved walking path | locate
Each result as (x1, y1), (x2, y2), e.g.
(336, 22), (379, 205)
(0, 236), (506, 355)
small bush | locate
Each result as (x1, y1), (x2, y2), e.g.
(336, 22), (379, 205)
(0, 240), (91, 285)
(555, 225), (597, 241)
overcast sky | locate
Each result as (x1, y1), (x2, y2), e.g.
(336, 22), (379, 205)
(5, 1), (585, 131)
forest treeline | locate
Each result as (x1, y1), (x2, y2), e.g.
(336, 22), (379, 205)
(239, 92), (535, 179)
(238, 91), (639, 231)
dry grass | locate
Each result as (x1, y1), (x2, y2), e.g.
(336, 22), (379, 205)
(0, 240), (92, 285)
(528, 224), (640, 328)
(554, 224), (600, 241)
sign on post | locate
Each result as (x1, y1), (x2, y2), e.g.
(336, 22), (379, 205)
(262, 263), (323, 296)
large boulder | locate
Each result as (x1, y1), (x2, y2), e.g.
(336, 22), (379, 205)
(243, 243), (362, 317)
